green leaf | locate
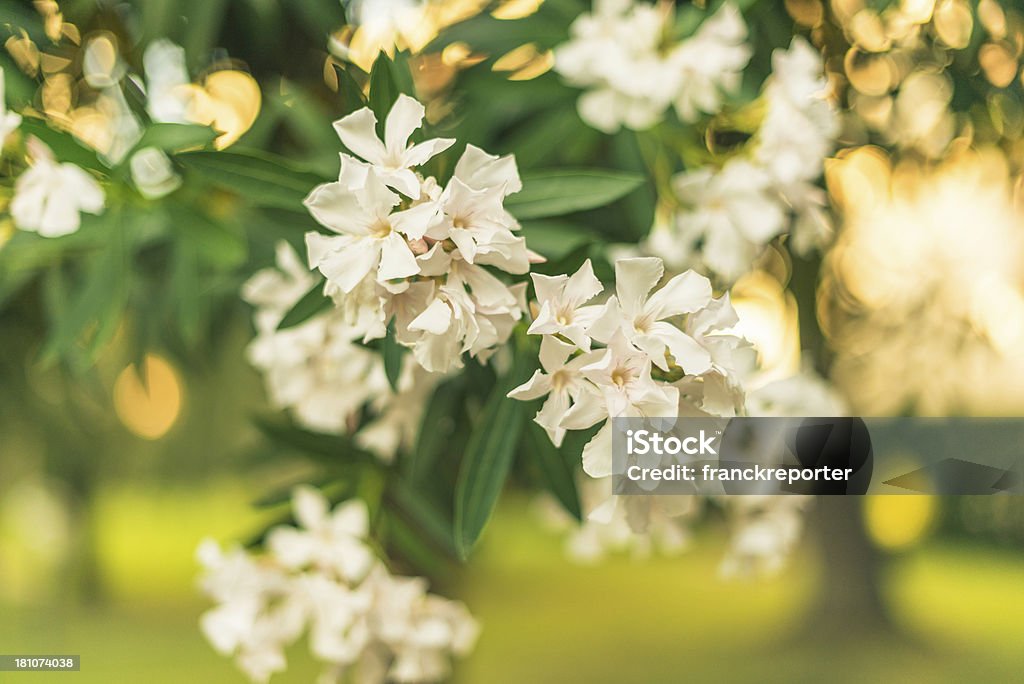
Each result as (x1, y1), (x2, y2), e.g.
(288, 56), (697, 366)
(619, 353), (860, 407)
(505, 169), (645, 220)
(332, 63), (368, 116)
(276, 281), (331, 331)
(368, 53), (399, 131)
(405, 377), (464, 483)
(40, 211), (126, 365)
(18, 118), (107, 172)
(179, 149), (324, 211)
(132, 123), (218, 155)
(254, 415), (374, 465)
(172, 204), (248, 269)
(388, 479), (458, 559)
(382, 323), (406, 392)
(519, 220), (593, 260)
(453, 349), (531, 559)
(525, 420), (582, 522)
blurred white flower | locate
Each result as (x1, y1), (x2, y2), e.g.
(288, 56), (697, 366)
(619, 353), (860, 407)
(333, 94), (454, 198)
(143, 39), (192, 124)
(198, 487), (478, 683)
(719, 496), (810, 578)
(554, 1), (751, 132)
(0, 66), (22, 143)
(267, 486), (376, 583)
(668, 161), (787, 283)
(11, 143), (105, 238)
(129, 146), (181, 199)
(243, 241), (389, 434)
(670, 3), (751, 122)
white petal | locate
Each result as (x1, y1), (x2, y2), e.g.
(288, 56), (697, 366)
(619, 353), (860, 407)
(560, 388), (607, 430)
(333, 108), (387, 164)
(304, 181), (370, 234)
(562, 258), (603, 308)
(644, 270), (712, 320)
(409, 298), (452, 335)
(614, 257), (664, 318)
(539, 334), (575, 372)
(293, 485), (329, 529)
(581, 421), (613, 477)
(507, 369), (553, 401)
(377, 233), (420, 281)
(384, 94), (426, 158)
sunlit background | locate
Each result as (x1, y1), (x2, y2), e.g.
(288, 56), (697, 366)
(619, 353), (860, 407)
(3, 0), (1024, 681)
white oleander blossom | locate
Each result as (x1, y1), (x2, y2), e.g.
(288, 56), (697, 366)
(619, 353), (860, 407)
(0, 66), (22, 143)
(198, 487), (478, 684)
(510, 256), (749, 516)
(553, 1), (750, 133)
(243, 241), (390, 438)
(305, 95), (533, 374)
(647, 37), (838, 282)
(11, 141), (105, 238)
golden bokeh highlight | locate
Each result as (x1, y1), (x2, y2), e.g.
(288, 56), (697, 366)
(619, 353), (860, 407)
(731, 271), (802, 382)
(864, 496), (937, 550)
(113, 355), (184, 440)
(182, 70), (262, 149)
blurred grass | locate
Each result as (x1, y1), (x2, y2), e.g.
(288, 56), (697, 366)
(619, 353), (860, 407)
(1, 485), (1023, 683)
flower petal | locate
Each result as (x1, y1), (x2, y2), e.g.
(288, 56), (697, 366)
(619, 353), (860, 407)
(644, 270), (712, 320)
(333, 108), (387, 164)
(377, 232), (420, 281)
(614, 257), (664, 318)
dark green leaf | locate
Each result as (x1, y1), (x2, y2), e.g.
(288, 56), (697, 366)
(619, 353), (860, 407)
(368, 53), (399, 131)
(383, 324), (406, 392)
(519, 220), (593, 260)
(525, 420), (582, 522)
(179, 149), (324, 211)
(453, 348), (531, 559)
(505, 169), (645, 220)
(405, 377), (464, 484)
(276, 281), (331, 331)
(388, 479), (459, 559)
(333, 63), (368, 116)
(254, 415), (375, 465)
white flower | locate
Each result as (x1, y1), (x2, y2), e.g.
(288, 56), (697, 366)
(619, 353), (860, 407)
(560, 331), (680, 478)
(589, 257), (715, 374)
(554, 0), (676, 132)
(527, 259), (605, 351)
(266, 486), (376, 582)
(333, 93), (454, 199)
(11, 144), (105, 238)
(304, 158), (439, 292)
(143, 39), (191, 123)
(755, 37), (838, 187)
(669, 3), (751, 122)
(198, 486), (479, 683)
(669, 161), (786, 282)
(243, 242), (389, 434)
(508, 336), (600, 447)
(555, 2), (751, 132)
(0, 66), (22, 144)
(719, 496), (809, 578)
(130, 146), (181, 199)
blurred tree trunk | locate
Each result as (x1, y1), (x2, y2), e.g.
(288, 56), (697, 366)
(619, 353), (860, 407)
(801, 496), (894, 639)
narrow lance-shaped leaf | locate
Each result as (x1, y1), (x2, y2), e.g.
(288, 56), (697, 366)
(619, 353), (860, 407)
(368, 53), (399, 133)
(382, 322), (406, 392)
(179, 149), (325, 211)
(525, 420), (582, 522)
(505, 169), (645, 220)
(405, 377), (464, 484)
(453, 346), (533, 559)
(276, 280), (332, 331)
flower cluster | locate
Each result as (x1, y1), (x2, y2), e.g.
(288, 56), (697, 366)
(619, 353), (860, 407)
(510, 256), (749, 519)
(198, 487), (478, 684)
(244, 241), (439, 460)
(304, 94), (533, 374)
(649, 38), (839, 282)
(11, 139), (106, 238)
(553, 1), (750, 133)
